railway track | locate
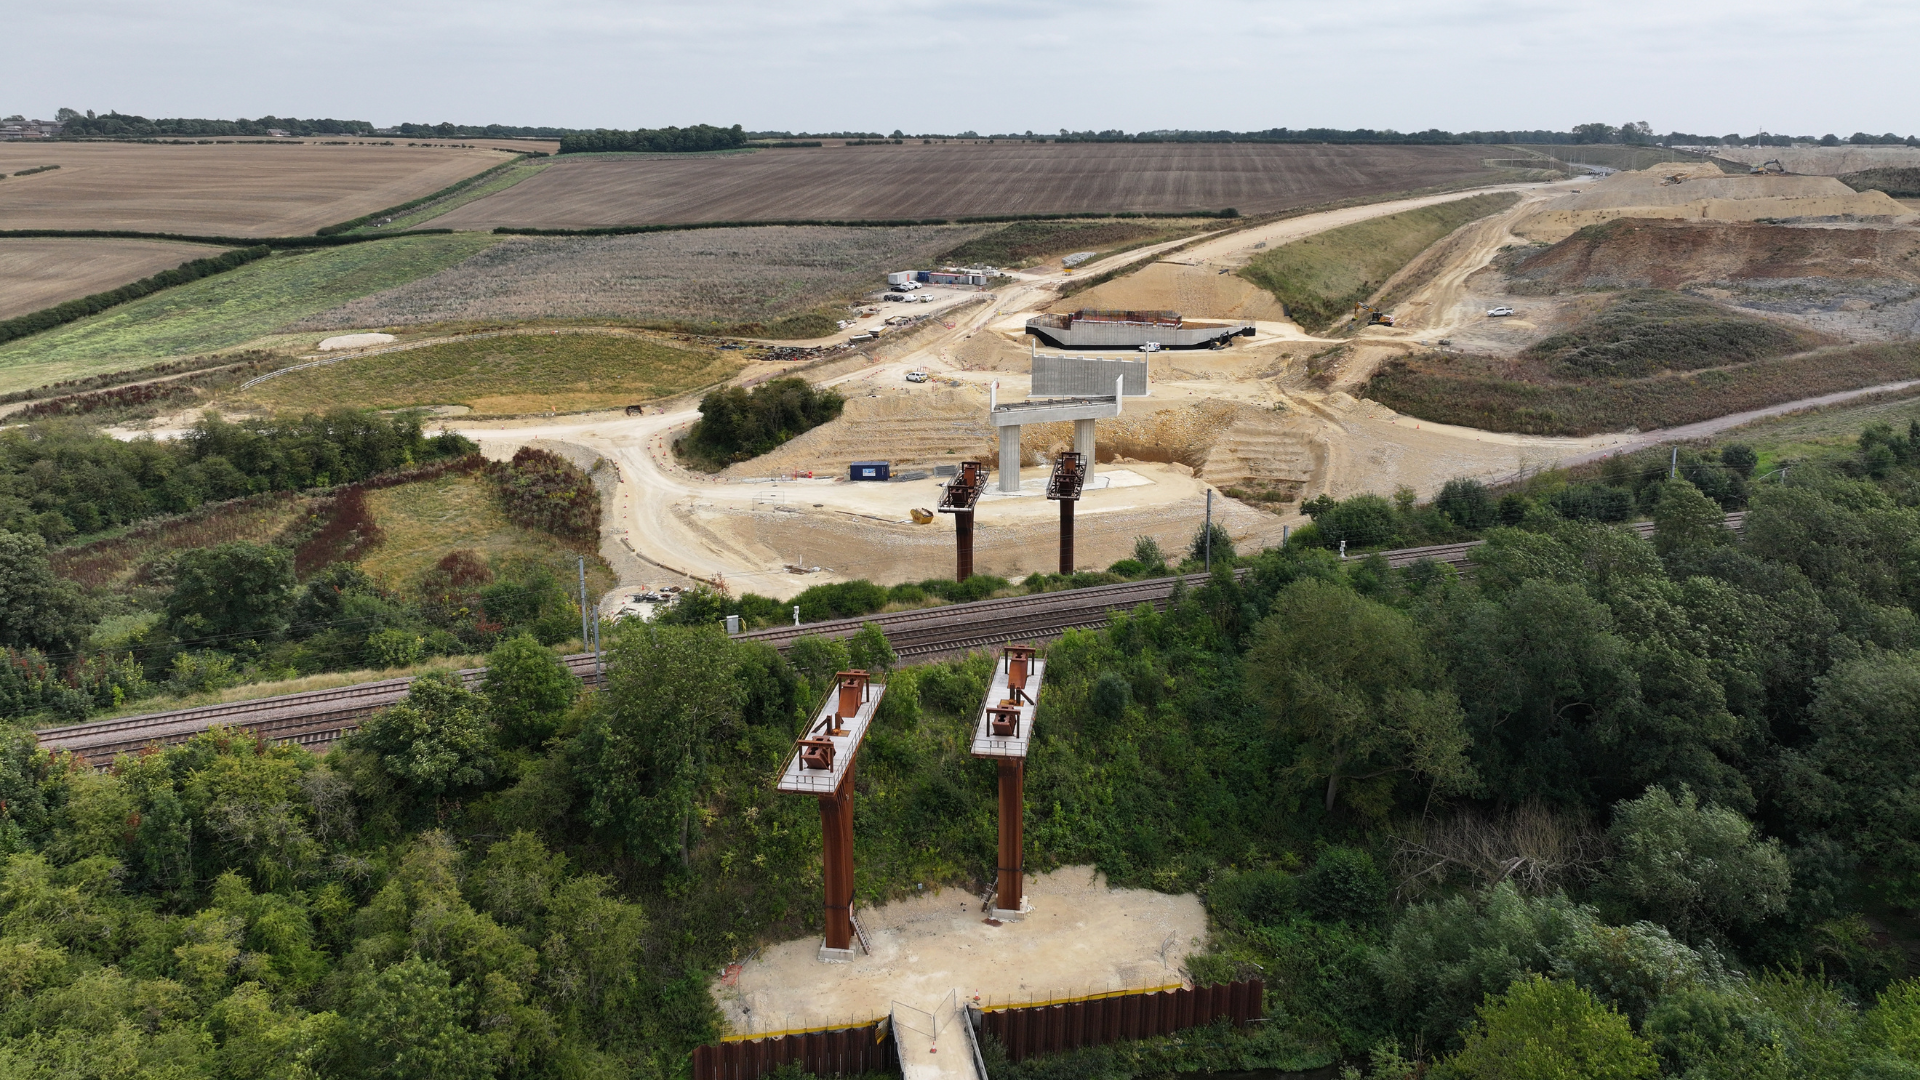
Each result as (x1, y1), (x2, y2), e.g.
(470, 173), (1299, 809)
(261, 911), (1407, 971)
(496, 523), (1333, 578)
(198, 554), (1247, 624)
(35, 513), (1744, 765)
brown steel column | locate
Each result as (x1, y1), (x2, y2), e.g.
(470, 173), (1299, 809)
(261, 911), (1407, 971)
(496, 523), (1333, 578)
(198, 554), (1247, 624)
(1058, 499), (1075, 575)
(996, 758), (1024, 911)
(955, 510), (975, 582)
(818, 761), (857, 951)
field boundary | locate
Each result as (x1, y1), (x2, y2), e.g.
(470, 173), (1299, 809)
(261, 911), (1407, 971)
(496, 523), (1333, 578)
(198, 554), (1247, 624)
(0, 246), (271, 347)
(491, 208), (1243, 238)
(318, 153), (540, 236)
(0, 228), (455, 250)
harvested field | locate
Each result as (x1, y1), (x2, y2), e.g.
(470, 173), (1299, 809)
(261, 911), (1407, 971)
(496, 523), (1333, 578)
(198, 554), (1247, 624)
(1366, 340), (1920, 436)
(1238, 192), (1521, 330)
(0, 142), (515, 237)
(426, 142), (1505, 228)
(291, 225), (989, 337)
(933, 218), (1211, 268)
(0, 238), (231, 319)
(0, 233), (500, 393)
(239, 331), (742, 416)
(1508, 144), (1700, 172)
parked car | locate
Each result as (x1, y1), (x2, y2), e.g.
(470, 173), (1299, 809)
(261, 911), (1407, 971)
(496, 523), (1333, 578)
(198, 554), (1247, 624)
(1487, 306), (1516, 317)
(1138, 342), (1164, 353)
(905, 370), (929, 383)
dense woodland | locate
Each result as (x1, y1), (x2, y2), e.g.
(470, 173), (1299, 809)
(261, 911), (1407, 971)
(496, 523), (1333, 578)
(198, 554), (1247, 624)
(556, 124), (748, 155)
(3, 413), (1920, 1077)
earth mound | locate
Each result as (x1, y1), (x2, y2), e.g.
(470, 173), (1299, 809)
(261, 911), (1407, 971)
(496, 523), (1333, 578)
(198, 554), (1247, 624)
(1516, 163), (1908, 241)
(1507, 218), (1920, 293)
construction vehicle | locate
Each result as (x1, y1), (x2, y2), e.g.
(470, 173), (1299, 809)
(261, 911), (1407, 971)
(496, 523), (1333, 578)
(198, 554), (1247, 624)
(1751, 159), (1787, 175)
(1353, 302), (1395, 328)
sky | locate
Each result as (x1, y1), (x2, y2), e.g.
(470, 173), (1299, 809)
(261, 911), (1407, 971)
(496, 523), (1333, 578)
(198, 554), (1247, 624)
(9, 0), (1920, 136)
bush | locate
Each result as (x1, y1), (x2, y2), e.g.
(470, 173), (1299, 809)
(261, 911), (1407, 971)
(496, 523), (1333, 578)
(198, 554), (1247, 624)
(683, 378), (844, 465)
(1301, 493), (1397, 549)
(1302, 847), (1387, 922)
(490, 448), (600, 543)
(1446, 974), (1659, 1080)
(1436, 478), (1497, 530)
(1208, 869), (1297, 929)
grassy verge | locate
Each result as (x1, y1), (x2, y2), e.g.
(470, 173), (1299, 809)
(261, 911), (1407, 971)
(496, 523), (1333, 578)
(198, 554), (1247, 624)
(1367, 341), (1920, 436)
(1238, 192), (1520, 331)
(237, 331), (742, 415)
(50, 492), (317, 595)
(1505, 143), (1701, 172)
(360, 471), (615, 594)
(362, 158), (556, 233)
(0, 233), (501, 393)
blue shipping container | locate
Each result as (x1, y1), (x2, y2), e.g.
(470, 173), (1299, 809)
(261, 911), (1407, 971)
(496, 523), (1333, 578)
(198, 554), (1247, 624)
(849, 461), (891, 481)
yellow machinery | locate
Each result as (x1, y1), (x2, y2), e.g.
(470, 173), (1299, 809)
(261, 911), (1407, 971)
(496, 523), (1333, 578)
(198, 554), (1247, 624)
(1751, 159), (1786, 175)
(1353, 302), (1395, 327)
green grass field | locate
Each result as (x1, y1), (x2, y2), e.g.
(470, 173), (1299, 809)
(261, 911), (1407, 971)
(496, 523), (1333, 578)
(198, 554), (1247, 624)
(237, 330), (743, 416)
(934, 218), (1212, 269)
(0, 233), (500, 393)
(1238, 192), (1520, 331)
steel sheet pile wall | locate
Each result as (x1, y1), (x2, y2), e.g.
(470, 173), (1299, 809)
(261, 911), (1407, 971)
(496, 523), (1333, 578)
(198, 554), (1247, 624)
(980, 979), (1264, 1063)
(691, 1021), (895, 1080)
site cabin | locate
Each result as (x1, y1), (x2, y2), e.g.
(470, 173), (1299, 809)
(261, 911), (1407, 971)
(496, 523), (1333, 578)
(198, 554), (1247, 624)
(848, 460), (890, 481)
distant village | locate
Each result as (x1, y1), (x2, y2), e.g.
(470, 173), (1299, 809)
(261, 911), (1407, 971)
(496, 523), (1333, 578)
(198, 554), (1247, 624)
(0, 118), (64, 139)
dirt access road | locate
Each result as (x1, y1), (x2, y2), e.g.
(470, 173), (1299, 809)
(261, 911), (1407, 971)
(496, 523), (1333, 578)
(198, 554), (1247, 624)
(439, 179), (1630, 603)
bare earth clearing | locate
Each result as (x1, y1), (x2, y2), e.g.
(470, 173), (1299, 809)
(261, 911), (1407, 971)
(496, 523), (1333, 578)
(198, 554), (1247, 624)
(0, 142), (514, 236)
(714, 867), (1206, 1057)
(0, 237), (228, 318)
(427, 142), (1504, 228)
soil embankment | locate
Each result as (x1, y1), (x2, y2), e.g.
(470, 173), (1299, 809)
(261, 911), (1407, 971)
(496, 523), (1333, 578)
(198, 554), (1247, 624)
(1515, 162), (1909, 241)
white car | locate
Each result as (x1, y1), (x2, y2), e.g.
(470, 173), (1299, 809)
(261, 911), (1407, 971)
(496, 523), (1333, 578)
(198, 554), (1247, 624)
(1138, 342), (1164, 353)
(905, 370), (929, 383)
(1487, 306), (1516, 317)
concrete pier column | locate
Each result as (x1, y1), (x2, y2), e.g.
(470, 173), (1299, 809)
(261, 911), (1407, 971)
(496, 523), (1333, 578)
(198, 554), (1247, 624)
(998, 425), (1023, 493)
(1074, 418), (1097, 478)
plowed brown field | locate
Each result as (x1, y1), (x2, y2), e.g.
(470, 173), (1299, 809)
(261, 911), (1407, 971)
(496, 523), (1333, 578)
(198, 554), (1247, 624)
(428, 142), (1501, 229)
(0, 238), (229, 318)
(0, 142), (515, 237)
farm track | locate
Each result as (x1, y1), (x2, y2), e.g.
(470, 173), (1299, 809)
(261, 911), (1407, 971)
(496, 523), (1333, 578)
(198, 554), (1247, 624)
(34, 514), (1742, 765)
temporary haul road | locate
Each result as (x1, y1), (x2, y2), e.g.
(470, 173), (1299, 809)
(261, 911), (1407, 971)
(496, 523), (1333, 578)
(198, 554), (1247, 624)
(35, 514), (1743, 766)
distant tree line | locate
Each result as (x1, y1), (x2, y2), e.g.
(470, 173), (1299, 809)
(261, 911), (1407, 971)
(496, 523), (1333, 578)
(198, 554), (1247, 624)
(558, 124), (748, 154)
(54, 110), (376, 137)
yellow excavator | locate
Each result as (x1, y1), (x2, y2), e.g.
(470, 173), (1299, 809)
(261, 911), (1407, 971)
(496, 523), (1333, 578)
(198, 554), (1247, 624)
(1353, 302), (1395, 327)
(1751, 159), (1787, 175)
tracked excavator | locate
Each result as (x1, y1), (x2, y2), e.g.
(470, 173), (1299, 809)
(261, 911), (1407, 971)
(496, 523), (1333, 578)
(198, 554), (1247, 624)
(1352, 302), (1395, 328)
(1751, 159), (1787, 175)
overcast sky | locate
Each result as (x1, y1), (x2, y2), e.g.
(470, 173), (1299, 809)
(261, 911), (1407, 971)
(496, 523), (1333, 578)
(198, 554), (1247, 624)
(9, 0), (1919, 136)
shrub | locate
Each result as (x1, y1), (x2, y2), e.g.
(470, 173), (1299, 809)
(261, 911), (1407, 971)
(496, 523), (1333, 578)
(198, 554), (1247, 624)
(683, 378), (844, 465)
(1208, 869), (1297, 929)
(1302, 847), (1387, 922)
(1446, 974), (1659, 1080)
(1436, 477), (1497, 530)
(489, 448), (600, 543)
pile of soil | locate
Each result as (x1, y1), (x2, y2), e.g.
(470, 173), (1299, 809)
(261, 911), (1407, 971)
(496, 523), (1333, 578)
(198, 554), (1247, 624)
(1508, 218), (1920, 293)
(1516, 163), (1908, 241)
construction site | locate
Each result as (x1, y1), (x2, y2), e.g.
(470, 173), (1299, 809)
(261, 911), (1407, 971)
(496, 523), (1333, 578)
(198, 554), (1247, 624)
(19, 142), (1920, 1080)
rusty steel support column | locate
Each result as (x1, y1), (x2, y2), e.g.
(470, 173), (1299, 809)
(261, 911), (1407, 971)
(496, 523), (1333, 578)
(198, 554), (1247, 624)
(818, 762), (857, 952)
(996, 758), (1024, 912)
(1058, 498), (1075, 575)
(955, 509), (975, 582)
